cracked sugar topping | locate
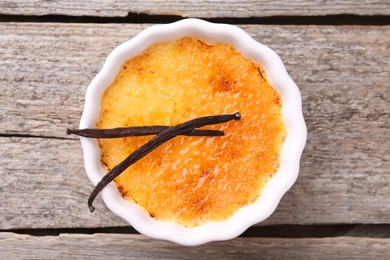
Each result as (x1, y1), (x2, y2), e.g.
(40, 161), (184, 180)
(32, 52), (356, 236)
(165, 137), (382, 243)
(97, 37), (286, 227)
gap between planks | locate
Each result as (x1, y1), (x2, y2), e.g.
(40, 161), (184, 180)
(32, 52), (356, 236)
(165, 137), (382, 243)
(0, 0), (389, 18)
(0, 232), (389, 259)
(2, 224), (389, 238)
(0, 13), (389, 26)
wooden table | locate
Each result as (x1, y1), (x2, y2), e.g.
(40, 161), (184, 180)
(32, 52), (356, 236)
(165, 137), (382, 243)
(1, 1), (389, 258)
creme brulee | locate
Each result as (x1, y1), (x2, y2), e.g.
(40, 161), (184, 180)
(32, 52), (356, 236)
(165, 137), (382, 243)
(96, 37), (286, 227)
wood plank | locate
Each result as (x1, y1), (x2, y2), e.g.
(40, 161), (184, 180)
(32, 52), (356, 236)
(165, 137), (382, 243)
(0, 233), (389, 259)
(0, 1), (389, 17)
(0, 23), (149, 139)
(0, 131), (388, 229)
(0, 137), (127, 229)
(0, 23), (389, 229)
(1, 23), (389, 137)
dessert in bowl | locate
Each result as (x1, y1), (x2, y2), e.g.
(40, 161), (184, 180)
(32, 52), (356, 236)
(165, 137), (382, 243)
(78, 18), (306, 246)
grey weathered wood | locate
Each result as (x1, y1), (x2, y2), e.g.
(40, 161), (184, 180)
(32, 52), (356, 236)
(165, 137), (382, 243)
(0, 137), (127, 228)
(1, 23), (389, 139)
(0, 136), (388, 229)
(0, 23), (149, 138)
(0, 1), (389, 17)
(0, 23), (389, 229)
(0, 233), (389, 259)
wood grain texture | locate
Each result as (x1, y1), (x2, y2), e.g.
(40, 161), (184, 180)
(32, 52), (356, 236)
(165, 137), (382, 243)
(0, 23), (389, 229)
(0, 137), (126, 228)
(0, 1), (389, 17)
(0, 233), (389, 259)
(0, 23), (148, 138)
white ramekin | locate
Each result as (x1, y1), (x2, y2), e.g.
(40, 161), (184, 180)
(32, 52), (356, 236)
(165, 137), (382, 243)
(79, 18), (307, 246)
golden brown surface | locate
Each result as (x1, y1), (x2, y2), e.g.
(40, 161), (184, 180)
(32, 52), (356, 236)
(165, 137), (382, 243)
(96, 37), (286, 227)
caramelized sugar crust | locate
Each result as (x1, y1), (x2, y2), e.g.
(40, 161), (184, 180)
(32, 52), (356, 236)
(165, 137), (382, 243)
(97, 37), (286, 227)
